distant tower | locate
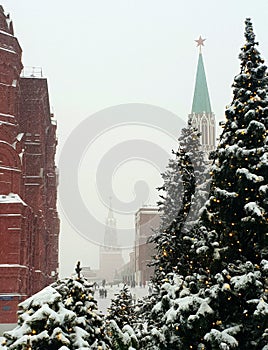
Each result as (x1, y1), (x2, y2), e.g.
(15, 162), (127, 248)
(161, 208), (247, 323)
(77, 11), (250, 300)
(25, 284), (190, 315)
(99, 199), (124, 282)
(104, 198), (118, 247)
(188, 36), (216, 156)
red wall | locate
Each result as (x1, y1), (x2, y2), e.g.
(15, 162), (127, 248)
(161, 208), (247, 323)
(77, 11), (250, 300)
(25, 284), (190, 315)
(135, 208), (160, 286)
(0, 7), (59, 323)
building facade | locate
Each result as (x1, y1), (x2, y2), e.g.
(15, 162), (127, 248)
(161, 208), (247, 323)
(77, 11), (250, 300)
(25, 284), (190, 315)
(119, 251), (135, 287)
(0, 6), (59, 323)
(134, 206), (160, 286)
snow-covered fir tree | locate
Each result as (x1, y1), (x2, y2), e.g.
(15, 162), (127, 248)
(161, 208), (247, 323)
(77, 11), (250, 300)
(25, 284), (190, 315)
(51, 264), (111, 349)
(106, 285), (144, 350)
(137, 256), (268, 349)
(201, 17), (268, 267)
(157, 122), (209, 233)
(106, 285), (134, 329)
(1, 263), (111, 350)
(141, 18), (268, 349)
(194, 17), (268, 348)
(97, 18), (268, 350)
(107, 321), (138, 350)
(150, 122), (209, 281)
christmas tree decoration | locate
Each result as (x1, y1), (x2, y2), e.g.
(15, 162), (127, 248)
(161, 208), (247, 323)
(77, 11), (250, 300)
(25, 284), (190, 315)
(201, 18), (268, 266)
(141, 18), (268, 349)
(108, 321), (138, 350)
(106, 285), (140, 349)
(150, 122), (210, 281)
(106, 285), (134, 329)
(1, 263), (111, 350)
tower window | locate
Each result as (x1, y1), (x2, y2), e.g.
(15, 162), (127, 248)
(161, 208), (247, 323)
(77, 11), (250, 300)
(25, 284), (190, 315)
(201, 117), (208, 145)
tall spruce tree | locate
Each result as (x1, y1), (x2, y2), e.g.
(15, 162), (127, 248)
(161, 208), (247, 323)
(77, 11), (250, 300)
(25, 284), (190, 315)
(142, 18), (268, 349)
(194, 17), (268, 348)
(157, 122), (209, 232)
(151, 122), (209, 281)
(202, 17), (268, 266)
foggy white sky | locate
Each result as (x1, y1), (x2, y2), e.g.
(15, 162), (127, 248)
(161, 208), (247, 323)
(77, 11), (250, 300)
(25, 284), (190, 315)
(2, 0), (268, 277)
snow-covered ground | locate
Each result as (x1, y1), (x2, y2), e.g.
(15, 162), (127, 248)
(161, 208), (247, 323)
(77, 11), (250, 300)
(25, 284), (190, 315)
(0, 324), (16, 337)
(95, 284), (149, 315)
(0, 284), (148, 337)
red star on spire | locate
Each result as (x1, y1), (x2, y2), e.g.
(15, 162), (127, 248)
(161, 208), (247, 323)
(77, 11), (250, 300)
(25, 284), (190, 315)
(195, 36), (206, 52)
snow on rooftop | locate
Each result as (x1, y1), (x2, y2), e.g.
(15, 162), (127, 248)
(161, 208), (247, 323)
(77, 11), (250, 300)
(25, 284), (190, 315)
(0, 112), (15, 118)
(0, 193), (27, 205)
(0, 29), (13, 37)
(0, 120), (16, 127)
(0, 264), (27, 269)
(0, 46), (16, 54)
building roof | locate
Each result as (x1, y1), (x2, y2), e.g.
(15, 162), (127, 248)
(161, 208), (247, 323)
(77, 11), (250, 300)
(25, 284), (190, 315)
(191, 53), (212, 114)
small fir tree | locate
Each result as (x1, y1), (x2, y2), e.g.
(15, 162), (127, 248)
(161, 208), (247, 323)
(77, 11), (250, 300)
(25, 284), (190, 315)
(106, 285), (134, 329)
(2, 263), (111, 350)
(106, 285), (138, 350)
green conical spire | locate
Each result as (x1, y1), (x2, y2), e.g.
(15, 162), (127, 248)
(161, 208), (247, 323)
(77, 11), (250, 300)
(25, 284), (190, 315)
(191, 52), (212, 114)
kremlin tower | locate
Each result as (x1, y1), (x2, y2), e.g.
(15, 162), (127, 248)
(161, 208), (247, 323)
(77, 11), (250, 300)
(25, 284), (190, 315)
(99, 200), (124, 283)
(189, 36), (216, 155)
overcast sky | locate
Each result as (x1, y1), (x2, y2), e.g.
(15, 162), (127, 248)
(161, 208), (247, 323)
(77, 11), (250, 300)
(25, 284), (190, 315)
(2, 0), (268, 277)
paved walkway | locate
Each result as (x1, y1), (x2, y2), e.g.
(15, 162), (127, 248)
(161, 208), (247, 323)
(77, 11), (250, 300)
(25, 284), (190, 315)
(95, 284), (149, 315)
(0, 324), (16, 337)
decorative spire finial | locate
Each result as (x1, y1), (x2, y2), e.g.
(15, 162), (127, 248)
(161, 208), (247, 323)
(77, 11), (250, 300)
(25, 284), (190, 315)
(195, 35), (206, 53)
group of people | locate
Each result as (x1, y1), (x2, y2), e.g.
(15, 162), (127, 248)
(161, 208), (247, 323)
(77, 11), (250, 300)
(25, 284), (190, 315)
(98, 286), (108, 298)
(91, 280), (108, 298)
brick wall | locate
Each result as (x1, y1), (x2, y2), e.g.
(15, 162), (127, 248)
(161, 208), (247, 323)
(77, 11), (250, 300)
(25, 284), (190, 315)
(135, 207), (160, 286)
(0, 6), (59, 323)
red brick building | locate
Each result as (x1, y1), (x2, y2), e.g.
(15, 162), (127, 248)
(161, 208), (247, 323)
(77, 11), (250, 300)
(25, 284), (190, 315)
(135, 206), (160, 286)
(0, 6), (59, 323)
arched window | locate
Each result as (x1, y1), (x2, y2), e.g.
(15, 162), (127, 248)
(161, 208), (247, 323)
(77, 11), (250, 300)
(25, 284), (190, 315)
(0, 141), (21, 194)
(210, 117), (215, 146)
(201, 117), (208, 145)
(191, 117), (198, 130)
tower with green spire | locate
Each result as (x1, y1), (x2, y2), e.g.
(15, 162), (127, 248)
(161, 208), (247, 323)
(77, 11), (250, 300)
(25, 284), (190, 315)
(189, 36), (215, 155)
